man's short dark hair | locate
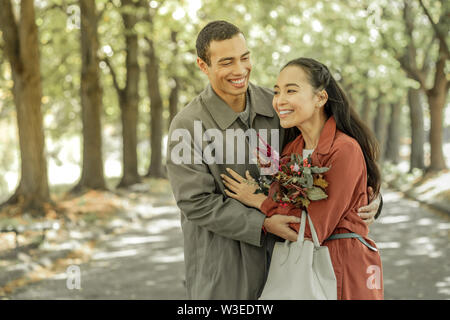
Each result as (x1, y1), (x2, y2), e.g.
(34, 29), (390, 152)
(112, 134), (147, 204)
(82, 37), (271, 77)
(196, 20), (243, 66)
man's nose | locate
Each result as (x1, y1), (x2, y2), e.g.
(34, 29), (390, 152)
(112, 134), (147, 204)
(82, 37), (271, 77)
(231, 61), (247, 76)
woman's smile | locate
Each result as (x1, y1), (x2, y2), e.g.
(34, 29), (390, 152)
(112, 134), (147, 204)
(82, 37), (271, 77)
(278, 109), (295, 118)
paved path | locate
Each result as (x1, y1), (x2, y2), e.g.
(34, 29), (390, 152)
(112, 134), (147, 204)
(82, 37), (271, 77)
(6, 189), (450, 300)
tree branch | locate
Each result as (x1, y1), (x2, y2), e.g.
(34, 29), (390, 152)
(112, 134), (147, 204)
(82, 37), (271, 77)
(0, 0), (22, 74)
(103, 56), (123, 96)
(417, 0), (450, 59)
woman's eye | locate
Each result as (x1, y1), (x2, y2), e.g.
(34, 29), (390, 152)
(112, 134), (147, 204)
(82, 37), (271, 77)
(287, 90), (297, 93)
(273, 91), (279, 95)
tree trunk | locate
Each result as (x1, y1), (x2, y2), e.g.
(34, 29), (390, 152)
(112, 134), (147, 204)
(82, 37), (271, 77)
(168, 30), (180, 130)
(384, 103), (402, 164)
(408, 88), (425, 171)
(146, 39), (165, 178)
(0, 0), (50, 214)
(360, 94), (373, 131)
(425, 43), (448, 171)
(168, 77), (179, 130)
(373, 102), (388, 162)
(74, 0), (106, 192)
(116, 0), (141, 188)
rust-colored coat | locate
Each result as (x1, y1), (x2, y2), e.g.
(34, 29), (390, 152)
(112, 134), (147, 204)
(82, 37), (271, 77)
(261, 116), (384, 300)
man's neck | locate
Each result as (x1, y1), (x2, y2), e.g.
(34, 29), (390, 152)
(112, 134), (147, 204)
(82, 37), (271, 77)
(227, 94), (246, 113)
(212, 86), (246, 113)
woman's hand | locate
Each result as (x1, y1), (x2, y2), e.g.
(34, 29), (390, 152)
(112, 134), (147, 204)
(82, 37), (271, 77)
(221, 168), (267, 209)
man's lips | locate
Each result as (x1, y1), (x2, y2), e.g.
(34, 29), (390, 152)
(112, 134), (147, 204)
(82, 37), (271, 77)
(228, 77), (247, 88)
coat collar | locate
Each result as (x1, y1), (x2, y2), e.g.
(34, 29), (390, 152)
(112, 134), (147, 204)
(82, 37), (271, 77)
(200, 82), (274, 130)
(282, 116), (337, 159)
(315, 116), (337, 155)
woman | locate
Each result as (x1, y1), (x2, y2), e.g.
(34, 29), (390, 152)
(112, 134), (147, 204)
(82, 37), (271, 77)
(221, 57), (383, 300)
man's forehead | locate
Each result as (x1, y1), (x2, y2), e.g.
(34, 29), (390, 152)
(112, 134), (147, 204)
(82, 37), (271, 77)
(208, 34), (249, 60)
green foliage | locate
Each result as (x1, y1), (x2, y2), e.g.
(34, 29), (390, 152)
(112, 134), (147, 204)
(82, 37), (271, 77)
(0, 0), (447, 190)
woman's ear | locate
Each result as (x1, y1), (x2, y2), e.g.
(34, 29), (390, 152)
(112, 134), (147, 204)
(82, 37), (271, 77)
(317, 89), (328, 107)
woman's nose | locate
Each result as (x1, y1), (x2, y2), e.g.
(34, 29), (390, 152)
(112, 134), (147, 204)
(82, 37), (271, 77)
(276, 94), (288, 107)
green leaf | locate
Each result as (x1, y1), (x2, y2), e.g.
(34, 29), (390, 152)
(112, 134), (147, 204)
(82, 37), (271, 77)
(306, 186), (328, 201)
(311, 166), (330, 174)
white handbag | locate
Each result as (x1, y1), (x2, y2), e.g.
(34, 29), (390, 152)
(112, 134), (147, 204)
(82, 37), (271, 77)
(259, 210), (337, 300)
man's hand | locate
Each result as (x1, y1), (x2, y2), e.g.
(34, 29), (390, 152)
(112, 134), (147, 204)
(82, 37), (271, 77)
(358, 187), (381, 226)
(263, 215), (300, 242)
(222, 168), (266, 209)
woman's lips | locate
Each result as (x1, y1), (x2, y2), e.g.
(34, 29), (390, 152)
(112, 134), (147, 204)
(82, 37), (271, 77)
(278, 110), (294, 118)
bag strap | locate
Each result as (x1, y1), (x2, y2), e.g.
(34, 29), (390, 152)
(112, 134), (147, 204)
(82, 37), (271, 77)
(326, 233), (378, 252)
(295, 211), (320, 248)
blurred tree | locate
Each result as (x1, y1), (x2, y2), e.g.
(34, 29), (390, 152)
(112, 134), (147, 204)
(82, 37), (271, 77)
(104, 0), (141, 188)
(0, 0), (50, 214)
(385, 102), (403, 164)
(73, 0), (106, 191)
(373, 101), (389, 162)
(408, 88), (426, 170)
(375, 0), (448, 171)
(143, 3), (165, 178)
(168, 30), (180, 129)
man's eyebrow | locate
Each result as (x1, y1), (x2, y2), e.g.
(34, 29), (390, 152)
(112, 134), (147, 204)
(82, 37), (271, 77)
(217, 51), (250, 63)
(218, 57), (233, 63)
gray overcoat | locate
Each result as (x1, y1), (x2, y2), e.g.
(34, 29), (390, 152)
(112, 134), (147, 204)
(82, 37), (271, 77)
(166, 82), (284, 299)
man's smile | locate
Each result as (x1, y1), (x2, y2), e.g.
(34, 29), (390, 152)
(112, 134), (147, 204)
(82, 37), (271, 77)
(228, 76), (247, 88)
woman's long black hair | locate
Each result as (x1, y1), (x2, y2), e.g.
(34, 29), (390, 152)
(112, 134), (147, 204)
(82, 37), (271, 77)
(281, 57), (381, 195)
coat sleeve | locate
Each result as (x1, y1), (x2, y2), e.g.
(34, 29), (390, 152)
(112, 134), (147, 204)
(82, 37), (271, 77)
(166, 117), (266, 247)
(261, 140), (367, 243)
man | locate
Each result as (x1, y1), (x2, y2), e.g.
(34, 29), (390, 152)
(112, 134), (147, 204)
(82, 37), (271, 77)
(166, 20), (381, 300)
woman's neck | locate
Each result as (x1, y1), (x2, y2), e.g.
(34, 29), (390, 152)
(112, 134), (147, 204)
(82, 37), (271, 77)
(297, 111), (327, 150)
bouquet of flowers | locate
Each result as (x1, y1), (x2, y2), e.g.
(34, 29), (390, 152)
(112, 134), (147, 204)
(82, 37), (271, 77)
(255, 133), (330, 210)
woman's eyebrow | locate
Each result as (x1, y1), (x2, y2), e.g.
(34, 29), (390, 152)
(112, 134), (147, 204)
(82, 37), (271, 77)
(286, 83), (300, 87)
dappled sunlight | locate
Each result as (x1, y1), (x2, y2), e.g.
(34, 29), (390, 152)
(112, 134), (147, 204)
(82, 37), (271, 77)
(134, 204), (179, 219)
(369, 190), (450, 299)
(382, 192), (403, 202)
(414, 171), (450, 200)
(436, 277), (450, 296)
(150, 247), (184, 264)
(376, 242), (401, 249)
(393, 259), (412, 267)
(417, 218), (434, 226)
(109, 235), (169, 247)
(437, 223), (450, 230)
(145, 218), (181, 234)
(378, 215), (411, 224)
(92, 249), (139, 261)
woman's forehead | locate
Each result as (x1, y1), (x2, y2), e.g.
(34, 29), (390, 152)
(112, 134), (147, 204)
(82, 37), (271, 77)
(276, 65), (310, 86)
